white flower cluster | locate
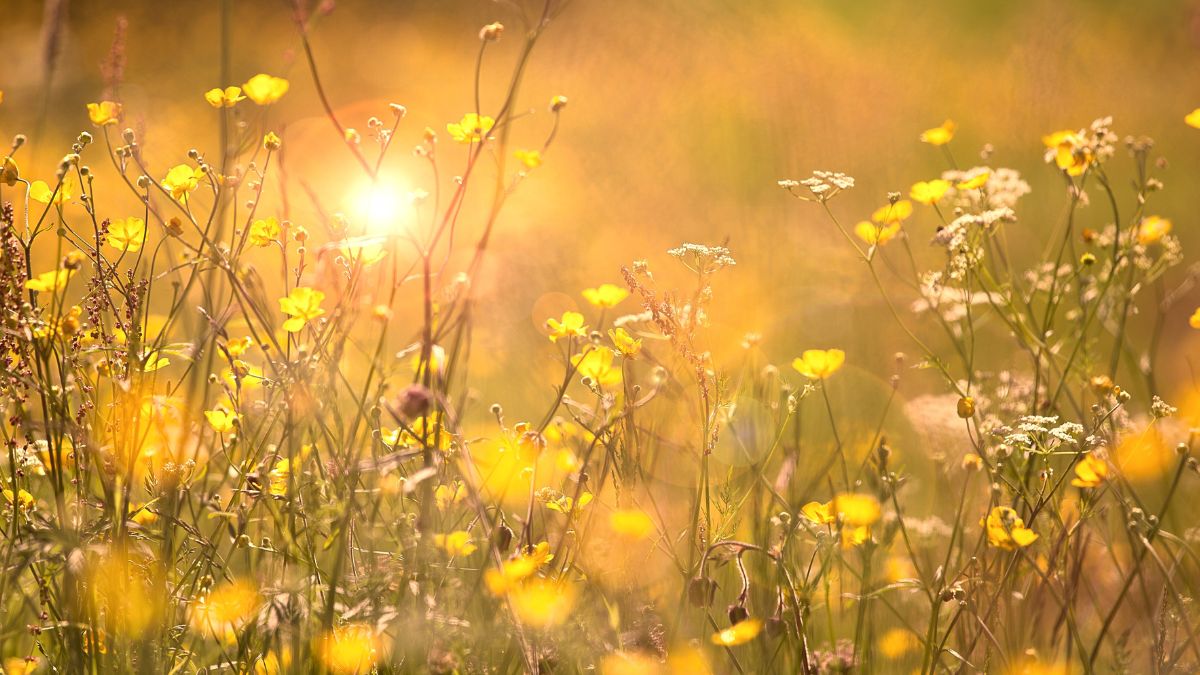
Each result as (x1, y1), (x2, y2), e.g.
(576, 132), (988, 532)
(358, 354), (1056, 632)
(778, 170), (856, 202)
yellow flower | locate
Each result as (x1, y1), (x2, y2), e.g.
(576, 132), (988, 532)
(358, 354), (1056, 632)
(162, 164), (206, 202)
(3, 488), (34, 510)
(204, 409), (238, 434)
(263, 131), (282, 151)
(3, 657), (37, 675)
(1186, 108), (1200, 129)
(543, 490), (594, 514)
(550, 95), (569, 112)
(434, 481), (465, 511)
(955, 171), (990, 190)
(268, 457), (294, 497)
(710, 619), (762, 646)
(609, 327), (642, 358)
(190, 579), (260, 637)
(910, 179), (951, 205)
(141, 350), (170, 372)
(792, 348), (845, 379)
(982, 506), (1038, 550)
(25, 269), (71, 293)
(1042, 130), (1091, 176)
(515, 149), (543, 169)
(1190, 308), (1200, 329)
(204, 86), (245, 108)
(600, 651), (662, 675)
(29, 175), (77, 205)
(510, 579), (576, 628)
(878, 628), (919, 659)
(583, 283), (629, 308)
(1070, 453), (1108, 488)
(316, 624), (379, 675)
(107, 217), (146, 252)
(800, 500), (835, 525)
(434, 530), (478, 557)
(572, 348), (621, 386)
(87, 101), (122, 126)
(248, 217), (281, 247)
(242, 74), (290, 105)
(1, 155), (18, 186)
(854, 220), (900, 246)
(547, 311), (587, 342)
(871, 200), (913, 224)
(920, 119), (955, 145)
(279, 286), (326, 332)
(609, 508), (655, 540)
(446, 113), (495, 144)
(1136, 215), (1171, 245)
(841, 525), (871, 548)
(834, 493), (881, 526)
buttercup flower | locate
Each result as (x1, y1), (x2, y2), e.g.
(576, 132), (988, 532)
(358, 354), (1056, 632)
(871, 200), (912, 224)
(546, 311), (587, 342)
(107, 217), (146, 252)
(25, 269), (71, 293)
(1186, 108), (1200, 129)
(982, 506), (1038, 550)
(248, 217), (281, 247)
(1136, 215), (1171, 245)
(920, 119), (955, 145)
(1070, 453), (1108, 488)
(29, 176), (77, 205)
(955, 171), (989, 190)
(86, 101), (122, 126)
(242, 74), (290, 105)
(204, 409), (238, 434)
(279, 287), (326, 332)
(582, 283), (629, 308)
(162, 164), (206, 202)
(711, 619), (762, 646)
(855, 220), (900, 246)
(446, 113), (495, 144)
(514, 149), (542, 169)
(792, 349), (845, 379)
(204, 86), (245, 108)
(608, 327), (642, 357)
(1190, 308), (1200, 329)
(910, 179), (951, 205)
(609, 508), (654, 540)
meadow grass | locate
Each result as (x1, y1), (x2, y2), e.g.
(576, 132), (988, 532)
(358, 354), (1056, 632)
(2, 3), (1200, 674)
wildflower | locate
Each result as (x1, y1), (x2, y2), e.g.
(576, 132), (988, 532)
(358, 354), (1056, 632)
(242, 74), (290, 105)
(910, 179), (950, 205)
(25, 269), (71, 293)
(485, 542), (555, 595)
(792, 349), (845, 379)
(609, 508), (655, 540)
(1042, 130), (1091, 176)
(955, 171), (989, 190)
(316, 625), (379, 674)
(783, 170), (855, 202)
(582, 283), (629, 308)
(550, 95), (569, 112)
(546, 311), (587, 342)
(263, 131), (282, 151)
(434, 481), (465, 511)
(834, 493), (881, 526)
(446, 113), (495, 143)
(3, 488), (34, 510)
(268, 458), (292, 497)
(572, 348), (622, 386)
(106, 217), (146, 252)
(878, 628), (919, 659)
(920, 119), (955, 145)
(842, 525), (869, 547)
(434, 530), (478, 556)
(711, 619), (762, 646)
(1136, 215), (1171, 245)
(204, 86), (245, 108)
(248, 217), (281, 247)
(1190, 308), (1200, 329)
(1, 155), (18, 186)
(667, 243), (737, 272)
(510, 579), (577, 628)
(29, 176), (76, 205)
(162, 164), (206, 202)
(801, 500), (835, 525)
(1070, 453), (1108, 488)
(957, 396), (975, 418)
(854, 220), (900, 246)
(514, 149), (542, 169)
(982, 506), (1038, 550)
(542, 489), (594, 513)
(87, 101), (122, 126)
(190, 579), (260, 638)
(1187, 108), (1200, 129)
(204, 409), (238, 434)
(279, 286), (326, 332)
(609, 327), (642, 357)
(871, 199), (913, 224)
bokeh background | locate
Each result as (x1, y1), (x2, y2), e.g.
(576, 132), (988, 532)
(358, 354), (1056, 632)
(2, 0), (1199, 422)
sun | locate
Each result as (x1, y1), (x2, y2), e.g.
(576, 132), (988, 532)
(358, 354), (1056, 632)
(349, 177), (416, 235)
